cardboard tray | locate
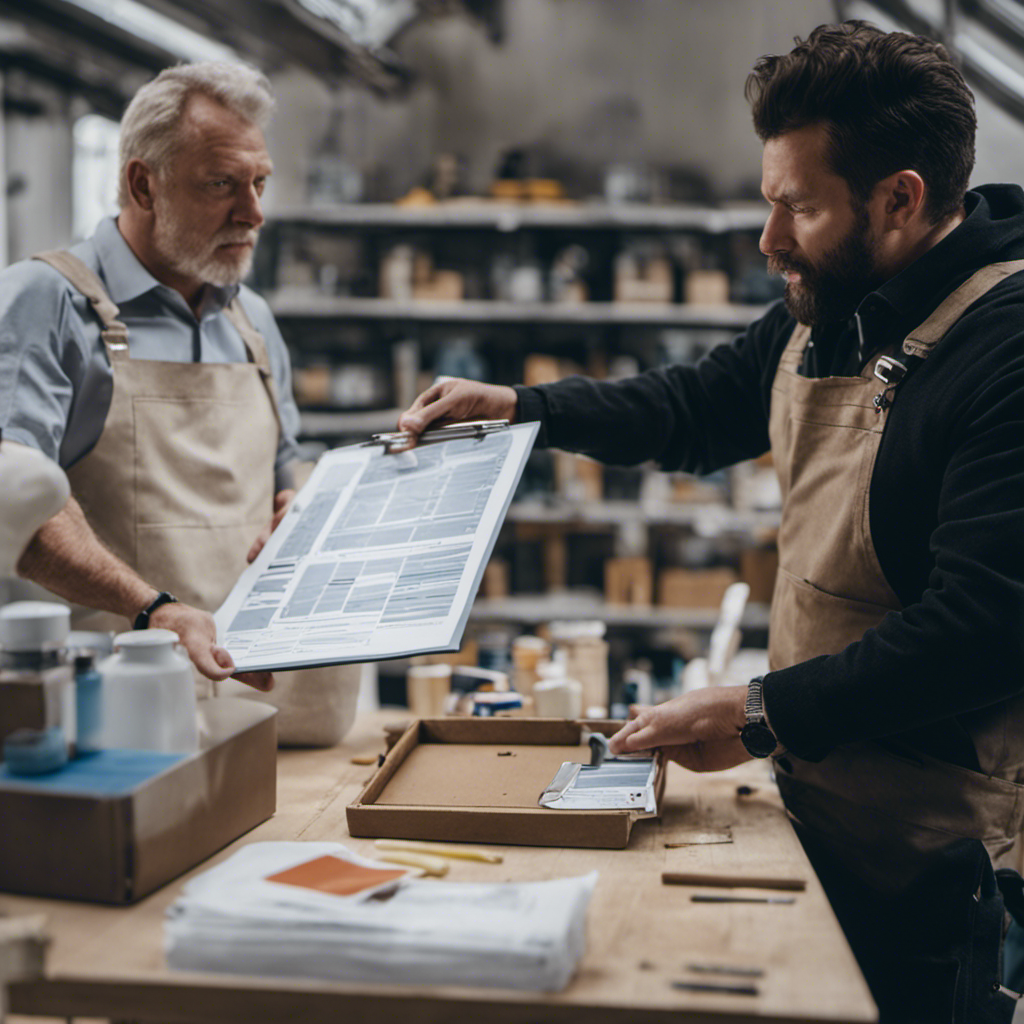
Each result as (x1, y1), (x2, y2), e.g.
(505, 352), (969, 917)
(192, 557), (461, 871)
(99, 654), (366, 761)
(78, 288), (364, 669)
(0, 697), (277, 904)
(346, 717), (666, 849)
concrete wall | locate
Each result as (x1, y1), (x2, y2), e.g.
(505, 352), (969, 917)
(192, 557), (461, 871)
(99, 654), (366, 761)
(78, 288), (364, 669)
(265, 0), (1024, 210)
(267, 0), (836, 207)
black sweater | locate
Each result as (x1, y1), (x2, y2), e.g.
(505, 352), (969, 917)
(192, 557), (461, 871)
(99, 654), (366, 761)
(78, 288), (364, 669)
(515, 184), (1024, 768)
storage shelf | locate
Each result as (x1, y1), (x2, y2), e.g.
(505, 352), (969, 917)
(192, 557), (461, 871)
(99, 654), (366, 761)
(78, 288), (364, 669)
(271, 294), (766, 329)
(506, 498), (779, 533)
(470, 593), (771, 630)
(299, 408), (402, 437)
(268, 201), (768, 233)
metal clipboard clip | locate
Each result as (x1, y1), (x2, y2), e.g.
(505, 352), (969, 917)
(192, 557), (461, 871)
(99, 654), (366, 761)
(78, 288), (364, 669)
(362, 419), (511, 454)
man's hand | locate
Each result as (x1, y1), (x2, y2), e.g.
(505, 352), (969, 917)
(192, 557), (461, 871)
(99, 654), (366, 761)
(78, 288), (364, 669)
(150, 601), (273, 692)
(608, 685), (750, 772)
(396, 379), (519, 446)
(247, 489), (295, 563)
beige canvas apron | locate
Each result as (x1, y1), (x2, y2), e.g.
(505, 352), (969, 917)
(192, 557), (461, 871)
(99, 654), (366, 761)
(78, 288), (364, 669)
(34, 251), (359, 746)
(768, 260), (1024, 893)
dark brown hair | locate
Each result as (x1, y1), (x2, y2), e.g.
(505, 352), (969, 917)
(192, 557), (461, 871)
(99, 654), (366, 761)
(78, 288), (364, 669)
(745, 21), (976, 224)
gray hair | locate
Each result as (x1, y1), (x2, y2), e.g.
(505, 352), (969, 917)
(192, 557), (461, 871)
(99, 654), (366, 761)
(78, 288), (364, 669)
(117, 61), (274, 208)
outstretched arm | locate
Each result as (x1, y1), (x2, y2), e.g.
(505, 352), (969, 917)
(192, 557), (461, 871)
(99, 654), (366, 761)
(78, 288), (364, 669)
(17, 497), (272, 690)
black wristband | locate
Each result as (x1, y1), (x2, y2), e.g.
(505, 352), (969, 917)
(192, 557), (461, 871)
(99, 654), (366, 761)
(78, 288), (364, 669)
(134, 591), (178, 630)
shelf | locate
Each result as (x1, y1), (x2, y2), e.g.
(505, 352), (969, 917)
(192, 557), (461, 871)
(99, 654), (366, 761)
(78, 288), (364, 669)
(270, 294), (767, 329)
(299, 408), (402, 437)
(506, 499), (779, 534)
(470, 593), (772, 630)
(267, 201), (769, 234)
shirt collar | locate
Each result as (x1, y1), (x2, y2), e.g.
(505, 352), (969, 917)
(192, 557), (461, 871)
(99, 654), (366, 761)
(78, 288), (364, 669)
(91, 216), (240, 315)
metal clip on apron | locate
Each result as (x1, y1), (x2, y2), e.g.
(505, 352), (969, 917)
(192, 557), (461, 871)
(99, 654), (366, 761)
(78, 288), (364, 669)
(768, 261), (1024, 1022)
(32, 251), (360, 746)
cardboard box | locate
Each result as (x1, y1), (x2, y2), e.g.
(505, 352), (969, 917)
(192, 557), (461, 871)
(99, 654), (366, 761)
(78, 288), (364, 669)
(0, 697), (276, 904)
(740, 546), (779, 604)
(604, 556), (653, 606)
(657, 567), (739, 608)
(347, 717), (665, 849)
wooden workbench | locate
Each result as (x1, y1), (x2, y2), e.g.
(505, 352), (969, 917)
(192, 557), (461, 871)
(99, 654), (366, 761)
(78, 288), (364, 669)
(2, 710), (876, 1024)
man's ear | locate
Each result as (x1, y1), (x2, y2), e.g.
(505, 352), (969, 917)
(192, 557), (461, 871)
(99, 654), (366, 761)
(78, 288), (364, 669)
(877, 170), (927, 229)
(125, 159), (157, 212)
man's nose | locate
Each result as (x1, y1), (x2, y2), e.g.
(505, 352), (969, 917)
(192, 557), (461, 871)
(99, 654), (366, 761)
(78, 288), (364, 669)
(233, 184), (264, 229)
(759, 205), (791, 256)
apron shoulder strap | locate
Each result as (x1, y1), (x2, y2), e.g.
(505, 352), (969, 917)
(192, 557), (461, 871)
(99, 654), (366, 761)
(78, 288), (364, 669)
(221, 295), (283, 433)
(903, 258), (1024, 359)
(32, 250), (130, 358)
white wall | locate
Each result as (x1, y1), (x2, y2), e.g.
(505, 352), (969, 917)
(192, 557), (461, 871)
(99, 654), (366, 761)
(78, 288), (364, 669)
(265, 0), (1024, 210)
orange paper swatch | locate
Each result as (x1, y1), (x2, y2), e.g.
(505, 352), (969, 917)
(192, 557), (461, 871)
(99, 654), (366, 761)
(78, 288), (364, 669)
(267, 855), (407, 897)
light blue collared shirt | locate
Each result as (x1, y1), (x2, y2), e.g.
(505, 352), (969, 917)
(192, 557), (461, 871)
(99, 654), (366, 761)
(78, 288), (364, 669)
(0, 216), (300, 489)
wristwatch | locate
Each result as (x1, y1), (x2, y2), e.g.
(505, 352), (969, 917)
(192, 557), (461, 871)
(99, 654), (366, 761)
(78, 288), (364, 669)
(740, 676), (778, 758)
(134, 591), (178, 630)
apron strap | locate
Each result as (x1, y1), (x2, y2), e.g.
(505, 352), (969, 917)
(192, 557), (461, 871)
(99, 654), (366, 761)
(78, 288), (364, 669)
(32, 250), (130, 360)
(903, 258), (1024, 358)
(221, 297), (284, 437)
(872, 258), (1024, 413)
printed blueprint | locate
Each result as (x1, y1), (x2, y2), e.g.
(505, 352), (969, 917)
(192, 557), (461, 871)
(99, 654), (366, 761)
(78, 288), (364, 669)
(215, 423), (538, 671)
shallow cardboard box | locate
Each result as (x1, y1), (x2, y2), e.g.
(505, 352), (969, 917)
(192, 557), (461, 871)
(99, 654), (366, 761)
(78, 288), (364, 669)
(657, 567), (738, 608)
(347, 717), (666, 849)
(0, 697), (276, 904)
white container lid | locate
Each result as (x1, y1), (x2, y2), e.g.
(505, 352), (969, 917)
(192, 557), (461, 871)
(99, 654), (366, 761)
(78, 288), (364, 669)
(548, 620), (607, 640)
(113, 628), (180, 650)
(0, 601), (71, 650)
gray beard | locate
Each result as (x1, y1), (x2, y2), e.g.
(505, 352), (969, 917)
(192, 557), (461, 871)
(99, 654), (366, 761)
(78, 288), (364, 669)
(152, 205), (256, 288)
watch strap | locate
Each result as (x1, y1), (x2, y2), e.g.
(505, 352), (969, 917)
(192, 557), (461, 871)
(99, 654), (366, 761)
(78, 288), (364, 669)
(134, 591), (178, 630)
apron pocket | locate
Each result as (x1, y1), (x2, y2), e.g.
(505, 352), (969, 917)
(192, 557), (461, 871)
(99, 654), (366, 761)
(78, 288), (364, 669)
(769, 567), (898, 669)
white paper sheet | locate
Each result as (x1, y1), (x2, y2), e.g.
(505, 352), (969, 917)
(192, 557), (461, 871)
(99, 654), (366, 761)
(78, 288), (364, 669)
(165, 841), (597, 992)
(539, 757), (658, 812)
(215, 423), (538, 671)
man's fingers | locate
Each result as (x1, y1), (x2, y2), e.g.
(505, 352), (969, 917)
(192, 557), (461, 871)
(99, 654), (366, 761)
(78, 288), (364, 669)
(234, 670), (274, 692)
(248, 534), (268, 563)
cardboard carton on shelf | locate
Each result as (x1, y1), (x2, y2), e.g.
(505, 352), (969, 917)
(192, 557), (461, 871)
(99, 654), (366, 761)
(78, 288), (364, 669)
(0, 698), (277, 904)
(684, 269), (731, 305)
(657, 567), (739, 608)
(604, 556), (653, 606)
(740, 545), (779, 604)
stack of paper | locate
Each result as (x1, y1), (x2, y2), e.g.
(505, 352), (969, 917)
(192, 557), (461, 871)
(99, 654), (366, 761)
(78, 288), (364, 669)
(165, 842), (597, 992)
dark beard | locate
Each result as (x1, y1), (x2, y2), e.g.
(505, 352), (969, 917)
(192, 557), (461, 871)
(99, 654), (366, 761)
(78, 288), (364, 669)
(768, 206), (883, 327)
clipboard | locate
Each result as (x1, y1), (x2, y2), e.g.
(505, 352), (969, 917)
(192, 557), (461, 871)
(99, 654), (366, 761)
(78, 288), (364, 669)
(214, 420), (538, 672)
(362, 420), (511, 454)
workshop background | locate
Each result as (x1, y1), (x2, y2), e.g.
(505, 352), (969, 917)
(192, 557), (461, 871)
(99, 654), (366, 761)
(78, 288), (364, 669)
(2, 0), (1023, 711)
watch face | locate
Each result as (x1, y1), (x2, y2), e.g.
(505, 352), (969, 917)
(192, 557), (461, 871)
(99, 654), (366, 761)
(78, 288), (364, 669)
(741, 721), (777, 759)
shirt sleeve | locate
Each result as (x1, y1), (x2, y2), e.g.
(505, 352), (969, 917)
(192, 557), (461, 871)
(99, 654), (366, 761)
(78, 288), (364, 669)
(514, 301), (794, 475)
(236, 288), (302, 491)
(0, 260), (87, 466)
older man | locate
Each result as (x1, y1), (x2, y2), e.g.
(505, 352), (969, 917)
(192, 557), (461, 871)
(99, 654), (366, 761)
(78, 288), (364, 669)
(0, 63), (356, 736)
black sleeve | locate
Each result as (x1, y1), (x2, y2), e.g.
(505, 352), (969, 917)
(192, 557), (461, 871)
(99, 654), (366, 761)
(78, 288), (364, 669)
(515, 301), (795, 475)
(763, 319), (1024, 763)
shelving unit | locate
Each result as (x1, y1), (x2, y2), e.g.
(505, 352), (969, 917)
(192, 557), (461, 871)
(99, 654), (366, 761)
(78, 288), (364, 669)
(260, 199), (779, 693)
(471, 593), (771, 630)
(266, 201), (769, 232)
(269, 294), (767, 329)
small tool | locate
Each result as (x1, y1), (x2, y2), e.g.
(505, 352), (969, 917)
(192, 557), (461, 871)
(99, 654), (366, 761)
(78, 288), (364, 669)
(672, 979), (759, 996)
(685, 963), (764, 978)
(662, 871), (805, 891)
(588, 732), (610, 768)
(374, 838), (504, 864)
(691, 894), (795, 904)
(374, 850), (449, 877)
